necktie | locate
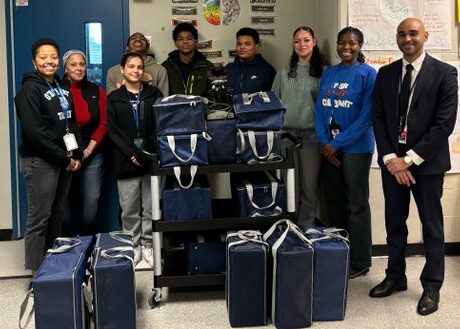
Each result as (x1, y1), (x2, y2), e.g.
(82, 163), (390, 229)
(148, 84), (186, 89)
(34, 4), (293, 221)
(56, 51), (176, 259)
(399, 64), (414, 124)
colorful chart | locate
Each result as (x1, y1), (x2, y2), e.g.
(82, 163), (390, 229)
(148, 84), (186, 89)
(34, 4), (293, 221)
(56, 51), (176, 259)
(203, 0), (240, 26)
(203, 0), (221, 26)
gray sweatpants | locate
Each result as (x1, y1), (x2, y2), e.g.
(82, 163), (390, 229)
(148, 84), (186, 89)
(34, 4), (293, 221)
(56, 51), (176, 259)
(117, 175), (152, 247)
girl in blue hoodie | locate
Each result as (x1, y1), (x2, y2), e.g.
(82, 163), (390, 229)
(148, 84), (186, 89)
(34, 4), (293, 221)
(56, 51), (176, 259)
(316, 27), (376, 278)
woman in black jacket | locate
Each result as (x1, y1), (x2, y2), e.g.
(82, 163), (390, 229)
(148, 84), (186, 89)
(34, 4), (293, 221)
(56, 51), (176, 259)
(107, 52), (163, 267)
(14, 38), (84, 272)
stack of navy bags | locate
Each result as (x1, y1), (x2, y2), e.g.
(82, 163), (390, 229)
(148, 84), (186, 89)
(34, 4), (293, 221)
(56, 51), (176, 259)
(88, 232), (136, 329)
(19, 236), (94, 329)
(153, 95), (210, 167)
(304, 227), (350, 321)
(263, 219), (314, 328)
(226, 230), (268, 327)
(233, 91), (285, 163)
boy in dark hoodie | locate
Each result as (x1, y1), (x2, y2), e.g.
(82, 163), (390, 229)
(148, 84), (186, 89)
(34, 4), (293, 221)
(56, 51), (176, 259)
(225, 27), (276, 94)
(162, 22), (213, 96)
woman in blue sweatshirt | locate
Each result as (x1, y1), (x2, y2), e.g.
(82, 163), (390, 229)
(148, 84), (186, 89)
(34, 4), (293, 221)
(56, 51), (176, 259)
(315, 27), (376, 278)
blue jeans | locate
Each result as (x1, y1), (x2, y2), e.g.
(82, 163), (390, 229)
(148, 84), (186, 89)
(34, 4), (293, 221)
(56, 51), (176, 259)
(67, 152), (104, 235)
(20, 155), (72, 270)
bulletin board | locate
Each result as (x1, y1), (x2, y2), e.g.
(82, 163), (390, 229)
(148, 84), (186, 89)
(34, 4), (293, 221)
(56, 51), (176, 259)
(348, 0), (452, 50)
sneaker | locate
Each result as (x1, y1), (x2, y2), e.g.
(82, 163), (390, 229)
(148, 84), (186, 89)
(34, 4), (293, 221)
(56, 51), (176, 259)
(349, 267), (370, 279)
(133, 246), (141, 265)
(141, 246), (154, 268)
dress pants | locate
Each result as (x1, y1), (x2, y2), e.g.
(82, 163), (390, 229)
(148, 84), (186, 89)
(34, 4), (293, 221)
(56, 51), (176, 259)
(321, 153), (372, 269)
(381, 170), (445, 290)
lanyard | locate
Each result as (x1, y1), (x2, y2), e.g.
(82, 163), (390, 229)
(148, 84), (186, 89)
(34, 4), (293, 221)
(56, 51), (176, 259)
(126, 85), (142, 130)
(46, 79), (70, 132)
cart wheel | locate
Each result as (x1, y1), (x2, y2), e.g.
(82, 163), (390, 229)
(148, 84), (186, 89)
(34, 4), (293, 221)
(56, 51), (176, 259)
(148, 288), (162, 308)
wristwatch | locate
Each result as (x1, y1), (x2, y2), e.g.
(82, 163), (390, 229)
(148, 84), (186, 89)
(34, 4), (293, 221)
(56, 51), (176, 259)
(403, 155), (413, 166)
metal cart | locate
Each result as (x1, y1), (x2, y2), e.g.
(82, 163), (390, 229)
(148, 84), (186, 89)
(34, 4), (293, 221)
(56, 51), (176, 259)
(148, 134), (300, 307)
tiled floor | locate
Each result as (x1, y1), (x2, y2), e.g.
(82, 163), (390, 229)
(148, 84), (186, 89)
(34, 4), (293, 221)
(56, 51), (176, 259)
(1, 240), (460, 329)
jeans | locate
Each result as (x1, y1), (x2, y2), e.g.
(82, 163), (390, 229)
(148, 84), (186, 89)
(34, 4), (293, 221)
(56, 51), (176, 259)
(117, 175), (152, 247)
(20, 155), (72, 270)
(66, 152), (104, 235)
(284, 129), (321, 226)
(321, 153), (372, 268)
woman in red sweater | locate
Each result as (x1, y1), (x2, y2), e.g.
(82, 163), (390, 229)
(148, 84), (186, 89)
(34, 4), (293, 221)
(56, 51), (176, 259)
(62, 49), (107, 235)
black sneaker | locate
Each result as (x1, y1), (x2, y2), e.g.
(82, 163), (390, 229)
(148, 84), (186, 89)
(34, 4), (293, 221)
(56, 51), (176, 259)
(349, 267), (370, 279)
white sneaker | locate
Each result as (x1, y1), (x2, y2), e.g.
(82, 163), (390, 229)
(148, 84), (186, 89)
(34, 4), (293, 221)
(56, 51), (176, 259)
(141, 246), (154, 268)
(133, 246), (141, 265)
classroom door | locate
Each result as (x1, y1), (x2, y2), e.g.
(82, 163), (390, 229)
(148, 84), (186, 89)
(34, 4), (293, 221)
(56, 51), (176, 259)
(9, 0), (130, 238)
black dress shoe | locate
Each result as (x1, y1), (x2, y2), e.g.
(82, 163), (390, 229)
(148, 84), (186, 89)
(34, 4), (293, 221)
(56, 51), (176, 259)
(417, 289), (439, 316)
(369, 276), (407, 298)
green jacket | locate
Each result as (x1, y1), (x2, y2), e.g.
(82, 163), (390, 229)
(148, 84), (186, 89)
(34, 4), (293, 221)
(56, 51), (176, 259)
(162, 50), (213, 96)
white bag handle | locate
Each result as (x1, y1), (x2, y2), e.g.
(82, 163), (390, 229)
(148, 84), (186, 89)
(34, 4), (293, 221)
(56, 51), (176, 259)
(242, 91), (270, 105)
(305, 228), (350, 243)
(161, 94), (209, 104)
(18, 289), (34, 329)
(47, 237), (81, 254)
(108, 231), (134, 246)
(101, 246), (135, 265)
(244, 179), (278, 210)
(248, 130), (274, 160)
(173, 165), (198, 189)
(167, 134), (198, 163)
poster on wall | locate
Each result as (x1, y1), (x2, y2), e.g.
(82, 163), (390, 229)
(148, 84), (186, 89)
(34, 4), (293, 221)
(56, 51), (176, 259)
(348, 0), (452, 50)
(251, 16), (275, 24)
(255, 28), (275, 36)
(172, 17), (198, 26)
(172, 6), (198, 15)
(203, 0), (241, 26)
(172, 0), (198, 3)
(251, 5), (275, 12)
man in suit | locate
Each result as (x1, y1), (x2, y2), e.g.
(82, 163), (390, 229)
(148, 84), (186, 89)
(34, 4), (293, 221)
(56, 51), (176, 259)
(371, 18), (458, 316)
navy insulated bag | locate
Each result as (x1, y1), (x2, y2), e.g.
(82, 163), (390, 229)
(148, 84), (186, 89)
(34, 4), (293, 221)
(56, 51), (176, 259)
(207, 118), (237, 164)
(162, 174), (212, 221)
(234, 91), (285, 130)
(154, 94), (206, 135)
(186, 234), (226, 275)
(304, 228), (350, 321)
(263, 220), (314, 329)
(236, 129), (283, 164)
(89, 232), (136, 329)
(157, 132), (210, 167)
(231, 171), (286, 217)
(19, 236), (94, 329)
(226, 231), (268, 327)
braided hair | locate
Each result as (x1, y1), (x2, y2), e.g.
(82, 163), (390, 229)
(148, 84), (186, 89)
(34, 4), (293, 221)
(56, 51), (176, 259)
(288, 26), (323, 79)
(337, 26), (366, 63)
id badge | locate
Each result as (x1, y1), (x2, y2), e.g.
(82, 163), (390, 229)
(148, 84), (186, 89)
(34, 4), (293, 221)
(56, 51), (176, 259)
(63, 133), (78, 151)
(134, 138), (143, 148)
(398, 130), (407, 144)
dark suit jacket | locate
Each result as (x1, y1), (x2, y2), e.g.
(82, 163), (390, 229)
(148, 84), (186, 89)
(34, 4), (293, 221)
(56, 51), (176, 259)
(372, 54), (458, 175)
